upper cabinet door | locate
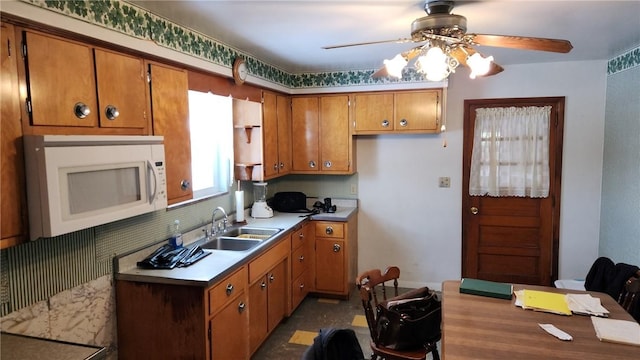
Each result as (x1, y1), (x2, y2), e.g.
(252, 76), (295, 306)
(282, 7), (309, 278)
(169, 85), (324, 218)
(24, 31), (98, 127)
(319, 95), (351, 173)
(262, 91), (279, 179)
(94, 49), (147, 129)
(353, 93), (394, 132)
(394, 90), (440, 132)
(291, 97), (319, 172)
(275, 94), (292, 176)
(148, 63), (192, 204)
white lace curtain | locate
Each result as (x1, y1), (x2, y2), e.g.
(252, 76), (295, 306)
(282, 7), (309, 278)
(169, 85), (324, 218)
(469, 106), (551, 198)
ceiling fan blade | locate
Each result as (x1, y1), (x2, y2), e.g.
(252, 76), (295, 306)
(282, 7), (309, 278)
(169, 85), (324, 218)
(322, 38), (414, 49)
(467, 34), (573, 53)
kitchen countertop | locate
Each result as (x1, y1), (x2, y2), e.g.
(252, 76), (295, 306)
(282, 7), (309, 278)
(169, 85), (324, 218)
(115, 200), (357, 288)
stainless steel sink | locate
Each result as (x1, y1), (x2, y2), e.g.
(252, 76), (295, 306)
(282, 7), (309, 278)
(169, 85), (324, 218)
(219, 226), (281, 239)
(198, 226), (281, 251)
(200, 237), (262, 251)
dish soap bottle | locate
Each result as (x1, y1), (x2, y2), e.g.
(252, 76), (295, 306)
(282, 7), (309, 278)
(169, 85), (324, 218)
(169, 219), (183, 248)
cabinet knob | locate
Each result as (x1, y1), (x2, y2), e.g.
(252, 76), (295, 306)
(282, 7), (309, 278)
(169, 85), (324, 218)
(399, 119), (408, 127)
(324, 160), (332, 168)
(225, 283), (234, 295)
(261, 281), (267, 289)
(273, 163), (279, 171)
(279, 162), (285, 169)
(325, 226), (333, 235)
(298, 232), (304, 239)
(299, 283), (305, 290)
(105, 105), (120, 120)
(308, 160), (316, 168)
(333, 243), (341, 252)
(381, 119), (390, 128)
(74, 102), (91, 119)
(180, 179), (190, 191)
(238, 302), (246, 313)
(298, 255), (304, 262)
(269, 274), (275, 282)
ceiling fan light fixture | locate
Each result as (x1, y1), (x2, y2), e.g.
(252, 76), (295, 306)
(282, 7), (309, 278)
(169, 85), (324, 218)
(383, 53), (408, 78)
(467, 53), (494, 79)
(416, 46), (456, 81)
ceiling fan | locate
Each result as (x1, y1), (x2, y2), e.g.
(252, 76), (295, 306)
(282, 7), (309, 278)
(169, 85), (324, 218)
(323, 0), (573, 80)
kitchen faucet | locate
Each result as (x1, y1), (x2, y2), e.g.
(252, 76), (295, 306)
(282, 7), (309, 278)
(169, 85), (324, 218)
(211, 206), (228, 236)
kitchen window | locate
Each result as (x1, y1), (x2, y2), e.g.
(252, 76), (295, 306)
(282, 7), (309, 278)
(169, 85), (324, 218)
(188, 90), (234, 199)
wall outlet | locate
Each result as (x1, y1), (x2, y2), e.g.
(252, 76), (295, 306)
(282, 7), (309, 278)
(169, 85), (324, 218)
(438, 177), (451, 188)
(350, 184), (357, 194)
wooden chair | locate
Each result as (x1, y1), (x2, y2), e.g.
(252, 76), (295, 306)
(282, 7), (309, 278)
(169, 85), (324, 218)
(356, 266), (440, 360)
(618, 277), (640, 321)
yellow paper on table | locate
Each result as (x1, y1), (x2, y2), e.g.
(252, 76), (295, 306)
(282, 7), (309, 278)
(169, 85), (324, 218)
(521, 290), (572, 316)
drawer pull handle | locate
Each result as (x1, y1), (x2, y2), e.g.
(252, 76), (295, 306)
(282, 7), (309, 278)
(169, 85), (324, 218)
(325, 226), (333, 235)
(333, 243), (341, 252)
(225, 283), (234, 295)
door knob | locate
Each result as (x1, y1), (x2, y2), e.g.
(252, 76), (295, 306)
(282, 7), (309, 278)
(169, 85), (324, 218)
(470, 206), (479, 215)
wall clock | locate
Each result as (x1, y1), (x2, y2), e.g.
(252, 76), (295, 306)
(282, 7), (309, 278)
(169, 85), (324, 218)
(232, 57), (247, 85)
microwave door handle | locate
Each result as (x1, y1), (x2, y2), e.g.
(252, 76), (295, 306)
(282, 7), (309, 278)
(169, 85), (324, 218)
(147, 160), (158, 203)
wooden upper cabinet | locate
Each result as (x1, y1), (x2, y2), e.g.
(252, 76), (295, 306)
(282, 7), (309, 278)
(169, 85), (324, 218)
(291, 95), (354, 174)
(24, 31), (98, 127)
(1, 22), (28, 249)
(262, 91), (292, 180)
(262, 91), (279, 179)
(276, 94), (292, 177)
(291, 97), (320, 172)
(353, 93), (394, 133)
(319, 95), (351, 173)
(94, 49), (147, 129)
(353, 89), (442, 134)
(148, 63), (192, 205)
(21, 30), (149, 133)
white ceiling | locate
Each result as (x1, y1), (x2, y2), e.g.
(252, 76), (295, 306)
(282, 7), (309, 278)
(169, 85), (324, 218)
(129, 0), (640, 74)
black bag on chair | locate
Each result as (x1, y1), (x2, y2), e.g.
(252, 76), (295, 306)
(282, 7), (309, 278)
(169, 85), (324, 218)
(375, 287), (442, 350)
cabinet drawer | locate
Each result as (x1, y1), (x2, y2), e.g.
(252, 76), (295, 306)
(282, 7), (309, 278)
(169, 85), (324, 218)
(291, 271), (309, 310)
(315, 222), (344, 239)
(291, 226), (306, 251)
(208, 266), (247, 316)
(291, 245), (308, 279)
(249, 237), (290, 284)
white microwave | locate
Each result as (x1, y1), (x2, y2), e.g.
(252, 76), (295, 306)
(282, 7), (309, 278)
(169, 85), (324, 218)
(23, 135), (167, 241)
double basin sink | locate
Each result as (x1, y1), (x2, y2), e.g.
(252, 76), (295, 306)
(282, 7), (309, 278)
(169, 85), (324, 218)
(194, 226), (282, 252)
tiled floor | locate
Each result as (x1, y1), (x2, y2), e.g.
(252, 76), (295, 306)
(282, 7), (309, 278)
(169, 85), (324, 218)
(252, 288), (371, 359)
(251, 287), (440, 360)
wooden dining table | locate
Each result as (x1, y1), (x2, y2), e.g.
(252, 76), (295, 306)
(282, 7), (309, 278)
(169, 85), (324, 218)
(441, 280), (638, 359)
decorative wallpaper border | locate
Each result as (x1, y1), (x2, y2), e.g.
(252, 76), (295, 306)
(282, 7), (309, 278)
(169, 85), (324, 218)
(23, 0), (427, 88)
(608, 46), (640, 75)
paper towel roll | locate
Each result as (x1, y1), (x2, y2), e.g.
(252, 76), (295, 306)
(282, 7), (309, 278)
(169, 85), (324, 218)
(235, 191), (245, 222)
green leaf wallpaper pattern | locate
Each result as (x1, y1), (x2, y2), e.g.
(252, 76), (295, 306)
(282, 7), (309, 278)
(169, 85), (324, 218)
(23, 0), (639, 85)
(24, 0), (437, 88)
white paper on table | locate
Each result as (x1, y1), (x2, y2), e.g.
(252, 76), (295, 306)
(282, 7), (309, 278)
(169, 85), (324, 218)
(591, 316), (640, 346)
(538, 323), (573, 341)
(565, 294), (610, 317)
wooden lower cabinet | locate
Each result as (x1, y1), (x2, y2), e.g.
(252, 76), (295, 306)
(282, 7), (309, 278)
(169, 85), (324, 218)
(210, 292), (249, 359)
(290, 222), (315, 312)
(116, 266), (248, 360)
(313, 215), (358, 298)
(248, 236), (290, 355)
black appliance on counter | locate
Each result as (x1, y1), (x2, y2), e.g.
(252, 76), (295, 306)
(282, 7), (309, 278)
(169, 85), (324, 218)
(270, 192), (336, 213)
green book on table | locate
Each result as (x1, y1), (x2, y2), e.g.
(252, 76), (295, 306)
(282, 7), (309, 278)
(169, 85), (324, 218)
(460, 278), (513, 300)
